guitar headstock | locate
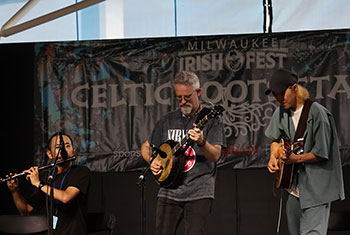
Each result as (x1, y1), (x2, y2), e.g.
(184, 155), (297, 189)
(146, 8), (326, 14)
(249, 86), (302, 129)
(209, 105), (224, 118)
(195, 105), (224, 130)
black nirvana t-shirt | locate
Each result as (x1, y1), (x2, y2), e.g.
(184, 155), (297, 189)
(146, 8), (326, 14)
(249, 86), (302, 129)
(28, 165), (90, 235)
(148, 108), (226, 201)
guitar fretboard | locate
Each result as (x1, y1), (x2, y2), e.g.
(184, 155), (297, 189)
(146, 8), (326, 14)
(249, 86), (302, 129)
(172, 115), (210, 154)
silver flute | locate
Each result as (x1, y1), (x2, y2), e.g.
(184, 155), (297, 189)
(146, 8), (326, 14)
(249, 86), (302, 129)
(0, 156), (76, 183)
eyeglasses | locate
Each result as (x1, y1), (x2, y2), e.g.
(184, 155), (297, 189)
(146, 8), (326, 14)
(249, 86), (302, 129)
(175, 91), (195, 102)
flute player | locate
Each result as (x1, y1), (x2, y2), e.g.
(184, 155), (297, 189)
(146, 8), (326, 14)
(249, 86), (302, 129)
(5, 132), (90, 235)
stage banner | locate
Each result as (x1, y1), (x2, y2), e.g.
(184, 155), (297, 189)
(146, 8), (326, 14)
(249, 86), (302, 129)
(33, 29), (350, 172)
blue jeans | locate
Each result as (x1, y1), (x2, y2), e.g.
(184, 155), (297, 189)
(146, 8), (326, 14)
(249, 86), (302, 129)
(156, 197), (213, 235)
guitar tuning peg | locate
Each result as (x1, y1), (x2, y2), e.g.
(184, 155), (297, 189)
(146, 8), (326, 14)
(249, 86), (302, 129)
(208, 101), (215, 108)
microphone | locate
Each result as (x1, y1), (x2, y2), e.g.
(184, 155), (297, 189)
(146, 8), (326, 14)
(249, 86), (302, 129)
(150, 144), (167, 159)
(59, 133), (68, 160)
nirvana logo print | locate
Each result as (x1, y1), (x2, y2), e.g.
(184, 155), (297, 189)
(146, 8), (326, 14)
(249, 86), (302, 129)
(183, 146), (196, 172)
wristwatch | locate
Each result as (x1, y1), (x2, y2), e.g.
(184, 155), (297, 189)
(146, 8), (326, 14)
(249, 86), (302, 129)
(37, 182), (44, 190)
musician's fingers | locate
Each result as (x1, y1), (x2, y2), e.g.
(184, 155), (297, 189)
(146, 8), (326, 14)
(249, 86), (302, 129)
(152, 169), (162, 176)
(267, 163), (275, 173)
(150, 164), (161, 174)
(32, 167), (39, 174)
(280, 153), (287, 160)
(288, 153), (298, 162)
(151, 159), (161, 167)
(154, 164), (162, 171)
(150, 161), (162, 173)
(282, 158), (291, 165)
(6, 175), (19, 190)
(152, 165), (162, 172)
(24, 166), (35, 174)
(267, 167), (275, 173)
(193, 123), (202, 132)
(268, 166), (278, 173)
(189, 129), (203, 142)
(282, 158), (292, 165)
(193, 127), (202, 135)
(267, 158), (279, 172)
(23, 169), (31, 174)
(5, 173), (17, 182)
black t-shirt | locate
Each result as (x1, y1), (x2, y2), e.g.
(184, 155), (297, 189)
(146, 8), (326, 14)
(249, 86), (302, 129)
(27, 165), (90, 235)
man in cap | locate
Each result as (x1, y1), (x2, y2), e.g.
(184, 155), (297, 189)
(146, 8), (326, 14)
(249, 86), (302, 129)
(264, 68), (345, 235)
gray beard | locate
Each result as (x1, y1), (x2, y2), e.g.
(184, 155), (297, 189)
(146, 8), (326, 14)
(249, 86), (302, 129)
(180, 105), (193, 116)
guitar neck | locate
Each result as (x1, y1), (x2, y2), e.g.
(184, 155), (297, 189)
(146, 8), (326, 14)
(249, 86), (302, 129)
(281, 138), (304, 156)
(172, 115), (210, 154)
(196, 116), (208, 130)
(173, 136), (190, 154)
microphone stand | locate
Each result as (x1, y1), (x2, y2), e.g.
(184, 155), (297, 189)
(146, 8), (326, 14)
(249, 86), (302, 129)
(46, 137), (64, 235)
(137, 148), (158, 235)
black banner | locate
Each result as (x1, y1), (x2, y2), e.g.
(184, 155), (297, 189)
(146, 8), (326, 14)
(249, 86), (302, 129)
(34, 29), (350, 171)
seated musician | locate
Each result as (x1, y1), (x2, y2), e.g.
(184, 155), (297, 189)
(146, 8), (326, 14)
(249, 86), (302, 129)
(141, 71), (226, 235)
(5, 133), (90, 235)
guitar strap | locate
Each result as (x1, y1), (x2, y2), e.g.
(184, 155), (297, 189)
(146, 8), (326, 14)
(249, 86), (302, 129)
(293, 98), (314, 142)
(291, 98), (314, 187)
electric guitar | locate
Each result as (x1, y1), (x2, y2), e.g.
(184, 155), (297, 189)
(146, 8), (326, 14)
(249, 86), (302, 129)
(153, 105), (224, 188)
(274, 138), (304, 189)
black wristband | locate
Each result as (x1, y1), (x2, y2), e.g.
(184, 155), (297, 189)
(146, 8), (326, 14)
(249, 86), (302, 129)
(37, 183), (44, 190)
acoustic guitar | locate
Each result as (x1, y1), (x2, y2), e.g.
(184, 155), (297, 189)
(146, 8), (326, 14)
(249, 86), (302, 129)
(153, 105), (224, 188)
(274, 138), (304, 189)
